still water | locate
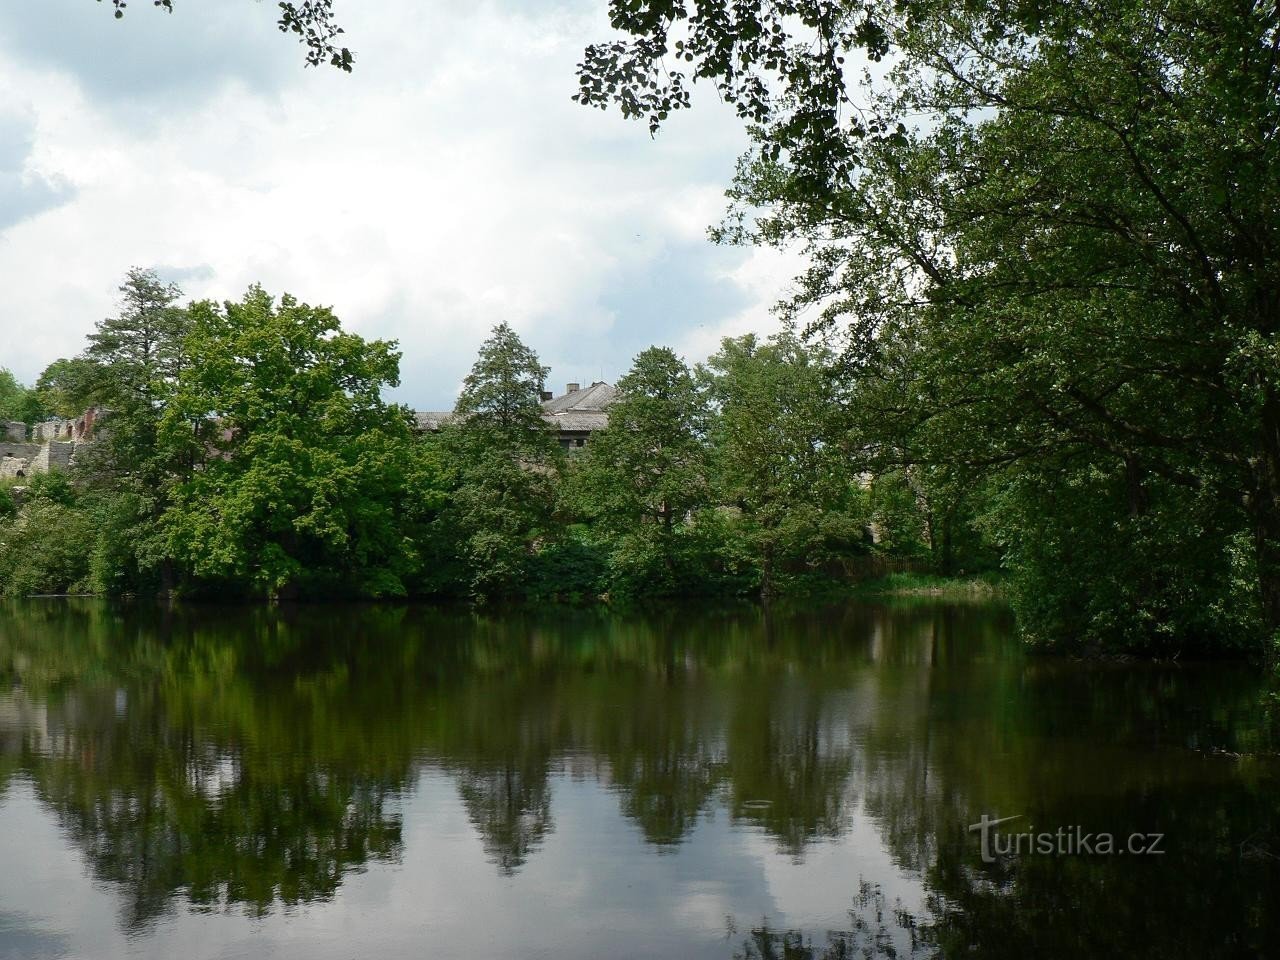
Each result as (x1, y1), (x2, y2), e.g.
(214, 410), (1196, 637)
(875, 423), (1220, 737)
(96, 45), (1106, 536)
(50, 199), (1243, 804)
(0, 598), (1276, 959)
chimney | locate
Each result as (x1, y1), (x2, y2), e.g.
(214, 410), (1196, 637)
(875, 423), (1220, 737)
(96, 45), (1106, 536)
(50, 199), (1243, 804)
(566, 382), (580, 394)
(540, 390), (553, 401)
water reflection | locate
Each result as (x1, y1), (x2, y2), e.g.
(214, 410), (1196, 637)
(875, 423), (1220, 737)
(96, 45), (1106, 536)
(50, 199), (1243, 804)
(0, 599), (1277, 958)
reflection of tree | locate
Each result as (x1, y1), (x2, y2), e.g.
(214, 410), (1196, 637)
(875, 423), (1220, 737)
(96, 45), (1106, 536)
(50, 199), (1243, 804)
(23, 688), (405, 930)
(3, 597), (1277, 954)
(595, 673), (726, 846)
(724, 678), (854, 857)
(731, 881), (936, 959)
(456, 761), (553, 875)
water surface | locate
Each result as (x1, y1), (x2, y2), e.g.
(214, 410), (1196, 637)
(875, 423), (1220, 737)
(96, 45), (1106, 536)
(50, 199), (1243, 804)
(0, 599), (1276, 959)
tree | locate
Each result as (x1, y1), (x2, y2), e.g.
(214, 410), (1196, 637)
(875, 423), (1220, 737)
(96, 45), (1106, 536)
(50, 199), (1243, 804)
(444, 323), (560, 599)
(700, 332), (862, 599)
(0, 368), (42, 425)
(63, 269), (195, 590)
(570, 346), (710, 591)
(580, 1), (1280, 653)
(160, 285), (421, 598)
(100, 0), (352, 71)
(32, 358), (101, 420)
(85, 267), (188, 405)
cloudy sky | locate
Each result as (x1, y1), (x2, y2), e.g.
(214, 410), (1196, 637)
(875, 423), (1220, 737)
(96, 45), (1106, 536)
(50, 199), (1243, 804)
(0, 0), (798, 409)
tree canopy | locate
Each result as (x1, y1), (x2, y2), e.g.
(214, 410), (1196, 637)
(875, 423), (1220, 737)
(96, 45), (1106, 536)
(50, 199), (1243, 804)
(578, 0), (1280, 653)
(160, 286), (417, 597)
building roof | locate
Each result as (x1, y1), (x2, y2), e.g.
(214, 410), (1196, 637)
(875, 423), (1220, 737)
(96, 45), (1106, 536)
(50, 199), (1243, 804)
(541, 382), (615, 414)
(414, 382), (614, 434)
(547, 411), (610, 432)
(414, 411), (457, 431)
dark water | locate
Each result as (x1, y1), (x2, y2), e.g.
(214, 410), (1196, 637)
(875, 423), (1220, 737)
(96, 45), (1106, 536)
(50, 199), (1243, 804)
(0, 599), (1277, 960)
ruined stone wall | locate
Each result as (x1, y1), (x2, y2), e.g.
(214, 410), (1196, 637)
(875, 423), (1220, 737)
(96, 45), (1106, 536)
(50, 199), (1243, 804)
(4, 409), (100, 478)
(0, 441), (81, 479)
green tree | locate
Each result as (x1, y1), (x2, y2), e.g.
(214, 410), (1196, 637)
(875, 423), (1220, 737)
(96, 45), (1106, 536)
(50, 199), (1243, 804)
(66, 269), (194, 591)
(33, 357), (101, 420)
(444, 323), (560, 599)
(84, 267), (188, 405)
(580, 1), (1280, 653)
(160, 285), (421, 598)
(570, 346), (710, 592)
(0, 368), (37, 424)
(0, 473), (95, 596)
(700, 332), (863, 599)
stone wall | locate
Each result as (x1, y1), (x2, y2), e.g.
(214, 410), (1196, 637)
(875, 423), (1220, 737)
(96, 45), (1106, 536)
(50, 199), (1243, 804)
(32, 409), (97, 443)
(3, 422), (24, 442)
(0, 440), (80, 479)
(0, 442), (41, 478)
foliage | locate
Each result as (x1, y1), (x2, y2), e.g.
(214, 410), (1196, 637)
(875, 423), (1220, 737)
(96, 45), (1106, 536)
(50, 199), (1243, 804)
(568, 346), (711, 594)
(700, 331), (867, 598)
(160, 286), (423, 598)
(100, 0), (353, 71)
(0, 474), (95, 596)
(579, 0), (1280, 655)
(0, 368), (43, 424)
(443, 323), (561, 600)
(524, 531), (609, 603)
(33, 357), (102, 419)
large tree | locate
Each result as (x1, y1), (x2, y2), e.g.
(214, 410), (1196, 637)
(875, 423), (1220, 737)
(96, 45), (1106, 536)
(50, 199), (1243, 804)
(700, 332), (862, 599)
(580, 1), (1280, 652)
(444, 322), (560, 599)
(570, 346), (710, 589)
(160, 285), (420, 598)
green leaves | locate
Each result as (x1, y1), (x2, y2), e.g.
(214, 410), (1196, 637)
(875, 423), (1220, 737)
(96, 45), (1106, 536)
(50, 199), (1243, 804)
(444, 324), (560, 600)
(160, 286), (420, 598)
(568, 346), (710, 594)
(581, 0), (1280, 650)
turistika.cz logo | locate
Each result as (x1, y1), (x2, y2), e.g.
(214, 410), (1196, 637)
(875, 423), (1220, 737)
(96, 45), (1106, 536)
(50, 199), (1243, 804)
(969, 814), (1165, 864)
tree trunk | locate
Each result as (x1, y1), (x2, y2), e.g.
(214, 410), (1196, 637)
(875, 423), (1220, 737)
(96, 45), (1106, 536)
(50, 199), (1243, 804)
(1253, 385), (1280, 664)
(760, 540), (776, 603)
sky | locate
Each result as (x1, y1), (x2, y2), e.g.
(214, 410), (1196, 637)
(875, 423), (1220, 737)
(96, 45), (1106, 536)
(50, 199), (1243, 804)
(0, 0), (798, 409)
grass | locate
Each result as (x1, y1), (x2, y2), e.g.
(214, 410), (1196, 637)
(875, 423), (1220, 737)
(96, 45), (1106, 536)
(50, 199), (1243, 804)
(849, 570), (1005, 599)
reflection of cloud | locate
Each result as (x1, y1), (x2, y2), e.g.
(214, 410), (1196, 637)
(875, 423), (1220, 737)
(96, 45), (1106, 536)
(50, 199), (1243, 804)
(0, 910), (72, 960)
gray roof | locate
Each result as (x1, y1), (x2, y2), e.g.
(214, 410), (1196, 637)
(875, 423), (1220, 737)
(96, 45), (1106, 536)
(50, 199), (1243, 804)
(546, 411), (609, 432)
(413, 408), (610, 433)
(414, 411), (457, 431)
(414, 382), (615, 434)
(541, 382), (615, 414)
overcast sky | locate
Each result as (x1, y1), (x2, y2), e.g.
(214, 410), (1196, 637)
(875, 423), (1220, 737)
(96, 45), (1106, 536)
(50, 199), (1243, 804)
(0, 0), (797, 409)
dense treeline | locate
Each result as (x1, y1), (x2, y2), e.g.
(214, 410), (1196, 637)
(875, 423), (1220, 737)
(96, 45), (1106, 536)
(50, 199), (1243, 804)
(0, 270), (961, 609)
(2, 254), (1274, 657)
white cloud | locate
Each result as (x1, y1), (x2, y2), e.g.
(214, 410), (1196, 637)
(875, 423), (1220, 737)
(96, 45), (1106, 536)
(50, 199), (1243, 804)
(0, 0), (801, 407)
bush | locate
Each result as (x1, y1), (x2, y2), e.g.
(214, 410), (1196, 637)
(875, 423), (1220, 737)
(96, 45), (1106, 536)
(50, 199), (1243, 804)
(0, 498), (96, 596)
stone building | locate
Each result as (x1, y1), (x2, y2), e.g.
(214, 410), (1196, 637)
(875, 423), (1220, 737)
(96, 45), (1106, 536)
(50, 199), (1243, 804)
(540, 382), (614, 450)
(0, 408), (99, 479)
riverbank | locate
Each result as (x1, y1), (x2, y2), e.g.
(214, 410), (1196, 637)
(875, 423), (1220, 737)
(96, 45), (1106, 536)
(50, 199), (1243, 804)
(848, 571), (1005, 599)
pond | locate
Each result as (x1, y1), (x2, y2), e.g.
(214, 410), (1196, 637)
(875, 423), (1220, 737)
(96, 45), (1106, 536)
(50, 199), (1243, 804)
(0, 598), (1276, 959)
